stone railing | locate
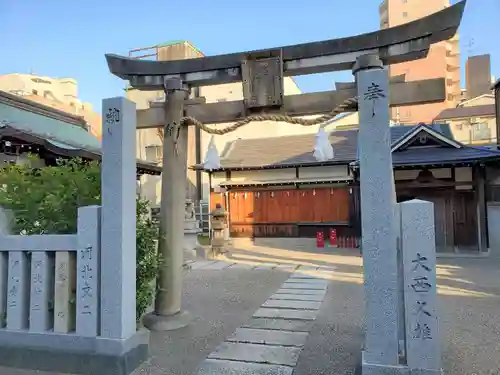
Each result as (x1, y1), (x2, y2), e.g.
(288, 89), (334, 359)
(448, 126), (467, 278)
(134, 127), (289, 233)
(0, 97), (148, 375)
(0, 205), (100, 339)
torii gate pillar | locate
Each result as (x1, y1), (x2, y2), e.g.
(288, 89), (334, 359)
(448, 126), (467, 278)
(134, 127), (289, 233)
(353, 55), (407, 375)
(142, 78), (191, 331)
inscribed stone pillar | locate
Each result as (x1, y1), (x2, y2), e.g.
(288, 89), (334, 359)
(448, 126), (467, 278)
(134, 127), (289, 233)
(76, 205), (101, 337)
(400, 200), (442, 374)
(101, 97), (137, 339)
(353, 55), (400, 368)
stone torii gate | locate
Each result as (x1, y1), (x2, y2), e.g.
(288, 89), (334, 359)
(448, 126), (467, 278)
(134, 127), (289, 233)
(105, 1), (464, 373)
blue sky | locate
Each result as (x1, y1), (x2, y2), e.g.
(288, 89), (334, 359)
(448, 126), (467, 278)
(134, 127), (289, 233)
(0, 0), (498, 113)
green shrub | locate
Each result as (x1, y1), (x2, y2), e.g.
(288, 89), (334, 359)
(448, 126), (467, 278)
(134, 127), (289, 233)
(0, 157), (159, 322)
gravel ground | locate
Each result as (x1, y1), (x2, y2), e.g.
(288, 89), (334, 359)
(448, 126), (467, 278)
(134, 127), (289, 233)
(293, 254), (500, 375)
(1, 251), (499, 375)
(0, 266), (289, 375)
(133, 267), (290, 375)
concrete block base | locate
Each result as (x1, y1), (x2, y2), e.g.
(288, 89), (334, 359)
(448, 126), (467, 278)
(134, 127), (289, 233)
(0, 329), (149, 375)
(196, 246), (210, 259)
(142, 310), (191, 331)
(362, 352), (409, 375)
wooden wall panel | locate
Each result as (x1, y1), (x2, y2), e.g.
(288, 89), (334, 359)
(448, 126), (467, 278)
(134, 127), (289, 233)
(228, 187), (349, 224)
(210, 192), (226, 211)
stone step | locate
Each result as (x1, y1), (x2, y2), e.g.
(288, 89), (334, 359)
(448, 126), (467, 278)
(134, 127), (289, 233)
(253, 308), (319, 321)
(195, 359), (293, 375)
(242, 318), (313, 332)
(227, 328), (308, 347)
(208, 342), (302, 367)
(262, 299), (322, 310)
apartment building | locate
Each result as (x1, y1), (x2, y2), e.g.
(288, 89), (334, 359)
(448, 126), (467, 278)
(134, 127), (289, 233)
(379, 0), (460, 124)
(0, 73), (101, 138)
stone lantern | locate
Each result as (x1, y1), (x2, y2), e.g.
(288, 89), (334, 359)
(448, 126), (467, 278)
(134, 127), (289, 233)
(209, 203), (227, 258)
(183, 199), (202, 259)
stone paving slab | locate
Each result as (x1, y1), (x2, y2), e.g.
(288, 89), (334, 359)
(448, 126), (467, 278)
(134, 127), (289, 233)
(296, 266), (318, 271)
(226, 263), (256, 269)
(195, 359), (294, 375)
(284, 278), (329, 284)
(190, 260), (218, 270)
(289, 273), (322, 279)
(227, 328), (309, 347)
(202, 261), (235, 270)
(254, 263), (279, 270)
(262, 299), (321, 310)
(275, 264), (298, 271)
(242, 318), (313, 332)
(253, 308), (319, 321)
(208, 342), (302, 366)
(280, 282), (327, 290)
(269, 293), (325, 302)
(276, 288), (327, 296)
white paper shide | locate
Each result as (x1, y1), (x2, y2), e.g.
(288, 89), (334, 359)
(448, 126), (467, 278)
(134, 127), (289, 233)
(203, 136), (221, 171)
(313, 127), (334, 162)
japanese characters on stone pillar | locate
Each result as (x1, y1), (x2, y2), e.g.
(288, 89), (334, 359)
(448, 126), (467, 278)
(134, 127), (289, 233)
(353, 55), (400, 369)
(76, 205), (101, 337)
(101, 97), (137, 340)
(400, 199), (442, 374)
(7, 252), (29, 330)
(29, 251), (54, 332)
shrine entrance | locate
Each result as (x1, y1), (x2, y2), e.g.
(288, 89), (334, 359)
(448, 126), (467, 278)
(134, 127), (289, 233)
(105, 2), (466, 374)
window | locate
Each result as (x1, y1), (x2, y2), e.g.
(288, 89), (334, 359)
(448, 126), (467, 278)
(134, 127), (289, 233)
(145, 145), (162, 162)
(31, 78), (52, 85)
(447, 94), (454, 101)
(402, 11), (408, 17)
(471, 122), (491, 141)
(455, 123), (463, 130)
(32, 89), (38, 95)
(216, 98), (227, 102)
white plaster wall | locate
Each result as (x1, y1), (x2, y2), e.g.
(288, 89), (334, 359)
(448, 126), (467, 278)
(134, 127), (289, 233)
(454, 167), (472, 182)
(454, 166), (473, 191)
(298, 165), (350, 180)
(394, 168), (452, 181)
(229, 169), (296, 182)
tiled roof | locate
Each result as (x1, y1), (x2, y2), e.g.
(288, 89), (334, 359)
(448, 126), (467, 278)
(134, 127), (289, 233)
(218, 124), (500, 170)
(24, 94), (102, 139)
(389, 123), (453, 142)
(0, 102), (101, 152)
(0, 101), (160, 174)
(392, 146), (500, 167)
(434, 104), (495, 120)
(220, 130), (358, 169)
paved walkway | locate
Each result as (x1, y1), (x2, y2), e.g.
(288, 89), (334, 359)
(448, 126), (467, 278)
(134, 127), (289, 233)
(194, 270), (333, 375)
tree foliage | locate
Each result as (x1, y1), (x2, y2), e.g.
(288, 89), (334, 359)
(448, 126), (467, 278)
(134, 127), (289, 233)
(0, 156), (159, 321)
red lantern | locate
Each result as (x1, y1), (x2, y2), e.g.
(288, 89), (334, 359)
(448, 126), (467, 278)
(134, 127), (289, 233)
(316, 231), (325, 248)
(329, 228), (337, 248)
